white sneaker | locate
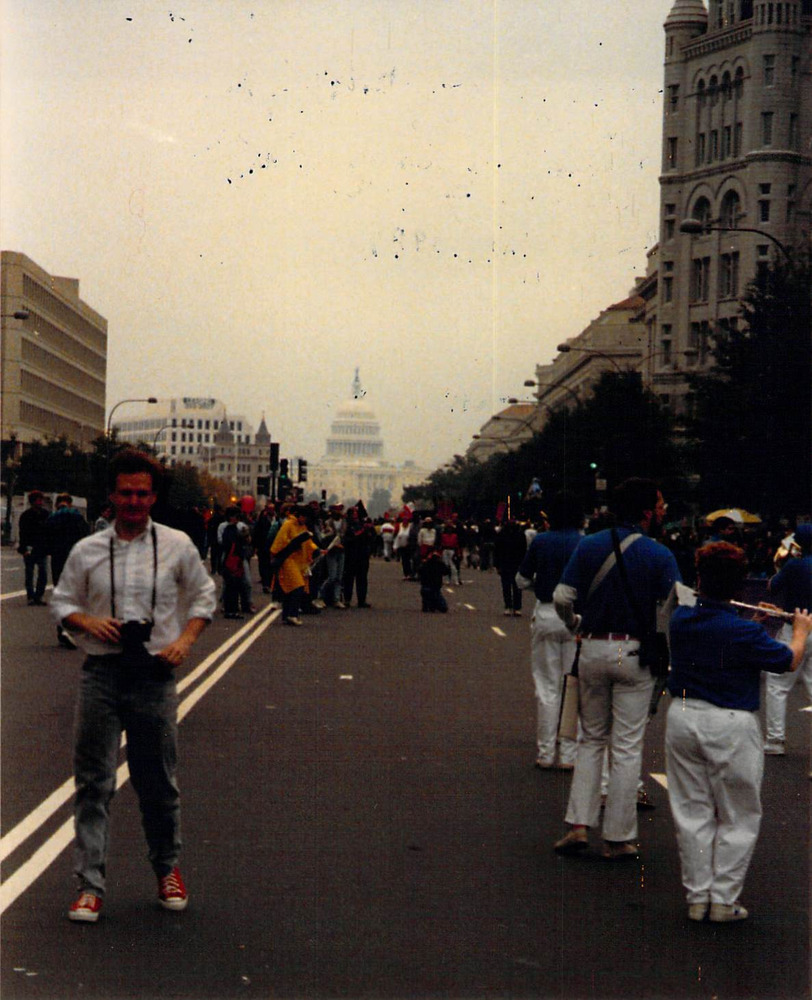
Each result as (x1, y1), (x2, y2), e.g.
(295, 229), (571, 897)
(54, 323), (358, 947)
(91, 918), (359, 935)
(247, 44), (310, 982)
(709, 902), (748, 922)
(763, 741), (786, 756)
(688, 902), (709, 922)
(311, 599), (326, 609)
(334, 601), (348, 609)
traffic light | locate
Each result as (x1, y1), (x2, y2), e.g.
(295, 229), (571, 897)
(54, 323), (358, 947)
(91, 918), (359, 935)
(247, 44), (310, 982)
(256, 475), (270, 496)
(280, 458), (289, 477)
(269, 442), (279, 472)
(297, 458), (308, 483)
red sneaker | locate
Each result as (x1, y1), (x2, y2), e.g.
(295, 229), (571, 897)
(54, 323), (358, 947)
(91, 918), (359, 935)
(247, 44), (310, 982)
(68, 891), (103, 923)
(157, 867), (188, 910)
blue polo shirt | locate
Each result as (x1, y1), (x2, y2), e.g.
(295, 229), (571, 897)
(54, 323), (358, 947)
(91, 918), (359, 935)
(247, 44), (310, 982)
(518, 528), (582, 602)
(769, 555), (812, 613)
(668, 599), (792, 711)
(560, 524), (680, 634)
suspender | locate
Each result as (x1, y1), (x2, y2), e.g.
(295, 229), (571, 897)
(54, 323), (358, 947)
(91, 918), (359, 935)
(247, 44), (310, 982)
(109, 525), (158, 620)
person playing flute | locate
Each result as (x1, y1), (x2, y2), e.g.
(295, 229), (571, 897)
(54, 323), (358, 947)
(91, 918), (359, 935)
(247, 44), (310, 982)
(664, 541), (812, 923)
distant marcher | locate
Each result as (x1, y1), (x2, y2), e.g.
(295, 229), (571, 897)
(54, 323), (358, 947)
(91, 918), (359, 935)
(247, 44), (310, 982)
(271, 506), (319, 626)
(763, 524), (812, 755)
(50, 449), (216, 922)
(665, 542), (812, 922)
(440, 522), (463, 586)
(47, 493), (90, 647)
(516, 491), (584, 769)
(219, 507), (246, 620)
(18, 489), (49, 605)
(380, 518), (396, 561)
(417, 516), (438, 560)
(342, 506), (376, 608)
(494, 519), (527, 616)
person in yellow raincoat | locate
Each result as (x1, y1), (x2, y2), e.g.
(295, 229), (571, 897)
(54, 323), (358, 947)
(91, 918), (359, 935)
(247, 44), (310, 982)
(270, 506), (319, 626)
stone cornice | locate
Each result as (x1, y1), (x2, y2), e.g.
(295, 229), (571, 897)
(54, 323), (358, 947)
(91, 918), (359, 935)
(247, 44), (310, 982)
(683, 24), (753, 59)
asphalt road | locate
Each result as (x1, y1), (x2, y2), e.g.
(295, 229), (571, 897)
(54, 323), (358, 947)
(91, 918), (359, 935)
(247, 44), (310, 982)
(1, 547), (809, 1000)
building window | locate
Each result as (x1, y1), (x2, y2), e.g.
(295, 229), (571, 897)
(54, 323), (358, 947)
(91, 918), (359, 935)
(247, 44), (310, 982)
(763, 54), (775, 86)
(758, 183), (771, 222)
(662, 261), (675, 302)
(792, 55), (800, 82)
(691, 257), (711, 302)
(720, 190), (740, 228)
(660, 325), (673, 366)
(688, 321), (710, 365)
(734, 122), (743, 156)
(789, 114), (799, 150)
(719, 252), (740, 298)
(667, 137), (678, 170)
(734, 67), (744, 99)
(761, 112), (773, 146)
(723, 125), (732, 158)
(787, 184), (796, 223)
(668, 84), (680, 111)
(693, 197), (712, 227)
(696, 133), (706, 165)
(710, 130), (719, 161)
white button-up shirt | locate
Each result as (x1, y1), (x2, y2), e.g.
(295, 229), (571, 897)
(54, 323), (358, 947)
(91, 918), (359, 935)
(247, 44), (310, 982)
(51, 519), (217, 656)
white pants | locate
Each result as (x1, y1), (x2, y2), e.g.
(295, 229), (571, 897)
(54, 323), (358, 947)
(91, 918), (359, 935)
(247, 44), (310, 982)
(565, 638), (653, 842)
(442, 549), (461, 585)
(530, 601), (578, 765)
(764, 626), (812, 743)
(665, 698), (763, 906)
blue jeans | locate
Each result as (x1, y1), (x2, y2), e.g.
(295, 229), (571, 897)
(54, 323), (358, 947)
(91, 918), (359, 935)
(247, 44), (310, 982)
(318, 550), (345, 605)
(23, 552), (48, 599)
(73, 654), (181, 895)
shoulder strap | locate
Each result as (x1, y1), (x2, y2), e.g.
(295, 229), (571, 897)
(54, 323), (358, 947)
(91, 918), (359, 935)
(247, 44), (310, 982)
(586, 531), (641, 601)
(611, 527), (648, 634)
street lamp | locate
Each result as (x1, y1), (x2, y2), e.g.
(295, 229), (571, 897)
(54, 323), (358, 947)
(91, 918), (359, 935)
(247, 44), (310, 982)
(523, 379), (581, 407)
(106, 397), (158, 481)
(556, 344), (625, 372)
(679, 218), (792, 264)
(1, 309), (30, 321)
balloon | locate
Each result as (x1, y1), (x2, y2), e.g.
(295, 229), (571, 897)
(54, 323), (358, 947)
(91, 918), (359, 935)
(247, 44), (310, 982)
(240, 495), (256, 514)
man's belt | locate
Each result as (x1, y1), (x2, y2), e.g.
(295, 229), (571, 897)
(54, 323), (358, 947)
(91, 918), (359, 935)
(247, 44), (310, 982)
(581, 632), (639, 641)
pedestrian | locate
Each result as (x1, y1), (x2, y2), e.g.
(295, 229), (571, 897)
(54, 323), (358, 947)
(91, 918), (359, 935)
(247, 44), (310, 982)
(315, 504), (347, 608)
(206, 504), (225, 575)
(479, 519), (496, 571)
(270, 505), (319, 626)
(516, 491), (584, 769)
(252, 502), (278, 594)
(50, 449), (216, 922)
(342, 505), (375, 608)
(47, 492), (90, 647)
(394, 519), (412, 579)
(18, 489), (50, 605)
(418, 548), (449, 612)
(93, 502), (115, 534)
(440, 521), (463, 586)
(380, 517), (395, 562)
(219, 506), (246, 619)
(763, 523), (812, 756)
(552, 478), (680, 860)
(494, 518), (527, 616)
(417, 516), (438, 560)
(665, 541), (812, 922)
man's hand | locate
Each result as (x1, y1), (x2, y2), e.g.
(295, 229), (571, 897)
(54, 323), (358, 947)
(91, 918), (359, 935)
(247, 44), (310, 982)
(156, 637), (193, 667)
(64, 613), (122, 644)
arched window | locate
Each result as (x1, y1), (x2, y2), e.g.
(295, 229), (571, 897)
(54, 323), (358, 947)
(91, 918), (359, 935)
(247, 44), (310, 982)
(709, 75), (719, 106)
(720, 190), (741, 228)
(734, 66), (744, 99)
(697, 79), (707, 109)
(693, 197), (713, 227)
(722, 71), (732, 100)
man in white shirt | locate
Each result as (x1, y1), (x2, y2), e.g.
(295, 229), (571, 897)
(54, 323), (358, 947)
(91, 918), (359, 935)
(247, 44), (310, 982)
(51, 450), (216, 923)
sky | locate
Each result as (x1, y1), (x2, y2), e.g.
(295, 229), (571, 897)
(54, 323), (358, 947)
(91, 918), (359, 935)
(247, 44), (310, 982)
(1, 0), (677, 472)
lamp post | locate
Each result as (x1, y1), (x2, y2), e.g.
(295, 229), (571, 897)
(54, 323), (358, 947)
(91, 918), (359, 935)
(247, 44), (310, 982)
(523, 379), (581, 407)
(556, 344), (626, 372)
(106, 397), (158, 482)
(679, 217), (792, 264)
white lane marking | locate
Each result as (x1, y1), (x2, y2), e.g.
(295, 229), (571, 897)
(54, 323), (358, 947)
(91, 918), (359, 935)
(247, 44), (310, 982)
(800, 705), (812, 713)
(464, 603), (476, 610)
(0, 607), (279, 912)
(491, 627), (507, 638)
(339, 675), (353, 680)
(444, 587), (454, 594)
(1, 584), (51, 602)
(650, 773), (668, 790)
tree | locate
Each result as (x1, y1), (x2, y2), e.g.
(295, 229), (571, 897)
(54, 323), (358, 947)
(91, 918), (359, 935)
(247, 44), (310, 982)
(686, 247), (811, 520)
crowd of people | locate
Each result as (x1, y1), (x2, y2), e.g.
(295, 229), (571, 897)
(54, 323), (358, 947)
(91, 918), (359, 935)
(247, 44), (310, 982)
(13, 457), (811, 928)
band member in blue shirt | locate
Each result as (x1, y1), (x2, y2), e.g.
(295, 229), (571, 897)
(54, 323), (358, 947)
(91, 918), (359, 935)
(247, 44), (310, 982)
(666, 541), (812, 923)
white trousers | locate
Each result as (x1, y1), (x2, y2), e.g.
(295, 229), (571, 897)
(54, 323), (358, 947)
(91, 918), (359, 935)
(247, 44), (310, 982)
(764, 625), (812, 743)
(564, 638), (653, 842)
(530, 601), (578, 765)
(665, 698), (763, 906)
(442, 548), (461, 585)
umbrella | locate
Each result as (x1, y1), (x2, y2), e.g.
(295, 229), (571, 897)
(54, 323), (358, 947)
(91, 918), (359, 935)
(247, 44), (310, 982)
(705, 508), (761, 525)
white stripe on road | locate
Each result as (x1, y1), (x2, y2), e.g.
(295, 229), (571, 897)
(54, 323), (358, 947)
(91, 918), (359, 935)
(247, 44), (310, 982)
(0, 606), (279, 915)
(1, 585), (51, 602)
(491, 627), (507, 637)
(464, 604), (475, 610)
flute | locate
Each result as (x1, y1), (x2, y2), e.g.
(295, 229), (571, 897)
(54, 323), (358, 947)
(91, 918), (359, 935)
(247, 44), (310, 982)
(729, 600), (794, 622)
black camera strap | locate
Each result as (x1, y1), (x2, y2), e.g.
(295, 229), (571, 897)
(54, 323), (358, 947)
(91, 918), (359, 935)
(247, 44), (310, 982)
(109, 525), (158, 619)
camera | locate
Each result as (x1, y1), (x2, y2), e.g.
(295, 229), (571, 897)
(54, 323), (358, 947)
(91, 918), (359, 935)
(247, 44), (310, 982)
(119, 619), (154, 650)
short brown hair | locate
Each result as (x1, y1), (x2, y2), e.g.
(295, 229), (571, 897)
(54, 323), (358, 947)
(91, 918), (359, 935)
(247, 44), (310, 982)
(695, 541), (748, 600)
(109, 449), (164, 492)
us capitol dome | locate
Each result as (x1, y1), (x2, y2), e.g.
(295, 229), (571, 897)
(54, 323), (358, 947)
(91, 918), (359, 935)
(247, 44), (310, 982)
(309, 369), (427, 512)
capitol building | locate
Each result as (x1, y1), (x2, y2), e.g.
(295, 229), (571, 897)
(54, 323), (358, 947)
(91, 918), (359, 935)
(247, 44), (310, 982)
(309, 371), (427, 513)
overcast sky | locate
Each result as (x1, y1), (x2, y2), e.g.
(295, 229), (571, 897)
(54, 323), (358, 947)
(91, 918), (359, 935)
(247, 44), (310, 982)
(1, 0), (676, 472)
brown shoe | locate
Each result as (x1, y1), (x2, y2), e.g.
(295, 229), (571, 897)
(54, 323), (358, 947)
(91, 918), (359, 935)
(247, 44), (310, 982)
(602, 840), (639, 860)
(553, 828), (588, 855)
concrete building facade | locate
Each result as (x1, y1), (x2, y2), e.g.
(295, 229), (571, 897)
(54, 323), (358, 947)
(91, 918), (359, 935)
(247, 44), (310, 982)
(1, 251), (107, 455)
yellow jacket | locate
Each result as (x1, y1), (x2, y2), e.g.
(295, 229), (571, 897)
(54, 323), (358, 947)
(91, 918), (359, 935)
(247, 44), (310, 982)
(271, 515), (318, 594)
